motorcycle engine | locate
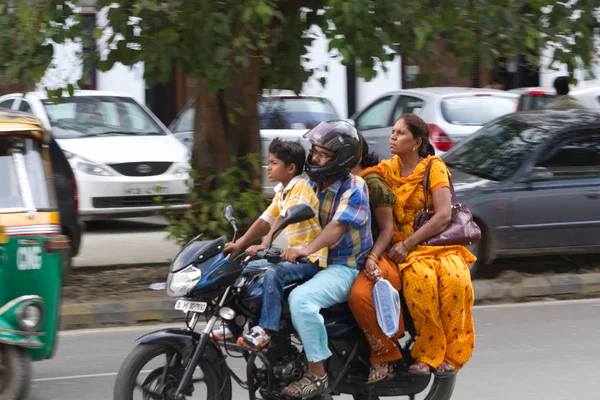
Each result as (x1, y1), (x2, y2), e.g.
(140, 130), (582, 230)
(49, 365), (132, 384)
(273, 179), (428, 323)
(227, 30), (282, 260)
(273, 356), (306, 384)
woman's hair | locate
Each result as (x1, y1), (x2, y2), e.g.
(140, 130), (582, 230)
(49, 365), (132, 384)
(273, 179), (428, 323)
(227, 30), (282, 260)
(358, 132), (379, 168)
(397, 113), (435, 157)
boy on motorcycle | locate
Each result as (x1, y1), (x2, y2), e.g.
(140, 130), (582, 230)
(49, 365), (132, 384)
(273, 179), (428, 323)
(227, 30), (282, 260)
(219, 138), (327, 350)
(281, 121), (373, 399)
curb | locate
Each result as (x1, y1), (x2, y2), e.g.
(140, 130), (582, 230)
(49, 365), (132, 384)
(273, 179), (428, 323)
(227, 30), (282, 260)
(59, 272), (600, 330)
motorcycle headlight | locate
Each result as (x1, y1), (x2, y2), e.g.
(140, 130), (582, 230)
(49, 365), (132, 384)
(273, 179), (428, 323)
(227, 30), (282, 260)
(166, 265), (202, 297)
(64, 151), (113, 176)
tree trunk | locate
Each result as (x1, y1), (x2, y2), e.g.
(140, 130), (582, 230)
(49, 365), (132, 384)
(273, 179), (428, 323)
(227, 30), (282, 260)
(192, 55), (262, 193)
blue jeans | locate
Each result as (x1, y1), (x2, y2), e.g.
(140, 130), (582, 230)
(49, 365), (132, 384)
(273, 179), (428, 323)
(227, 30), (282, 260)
(288, 264), (359, 362)
(244, 259), (319, 332)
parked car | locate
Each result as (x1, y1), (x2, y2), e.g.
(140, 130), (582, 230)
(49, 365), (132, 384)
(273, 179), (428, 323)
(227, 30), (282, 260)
(0, 91), (191, 221)
(511, 80), (600, 111)
(350, 87), (519, 157)
(169, 90), (340, 193)
(444, 109), (600, 276)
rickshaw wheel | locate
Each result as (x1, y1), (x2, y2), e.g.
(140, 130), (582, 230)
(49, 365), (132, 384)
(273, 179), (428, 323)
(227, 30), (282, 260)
(0, 344), (31, 400)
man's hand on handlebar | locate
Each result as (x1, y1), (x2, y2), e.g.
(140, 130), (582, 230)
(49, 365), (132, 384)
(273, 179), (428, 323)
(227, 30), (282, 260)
(282, 247), (309, 264)
(245, 244), (266, 257)
(224, 242), (243, 258)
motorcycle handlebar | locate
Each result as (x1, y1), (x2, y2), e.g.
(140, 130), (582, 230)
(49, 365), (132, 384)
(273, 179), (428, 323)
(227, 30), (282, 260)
(253, 250), (311, 265)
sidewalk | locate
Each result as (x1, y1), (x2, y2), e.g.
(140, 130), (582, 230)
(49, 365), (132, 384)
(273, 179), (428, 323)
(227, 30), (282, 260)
(60, 272), (600, 330)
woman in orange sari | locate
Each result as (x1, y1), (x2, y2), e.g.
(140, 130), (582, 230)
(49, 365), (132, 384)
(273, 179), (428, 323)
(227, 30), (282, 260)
(349, 113), (476, 380)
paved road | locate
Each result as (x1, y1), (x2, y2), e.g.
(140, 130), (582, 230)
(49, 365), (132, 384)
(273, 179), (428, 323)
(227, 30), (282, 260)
(72, 217), (288, 268)
(29, 299), (600, 400)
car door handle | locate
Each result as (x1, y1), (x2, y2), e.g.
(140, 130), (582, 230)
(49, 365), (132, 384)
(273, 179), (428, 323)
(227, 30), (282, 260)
(585, 192), (600, 199)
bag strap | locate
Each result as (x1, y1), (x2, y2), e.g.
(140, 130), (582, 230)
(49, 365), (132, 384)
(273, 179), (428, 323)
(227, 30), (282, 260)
(422, 159), (458, 212)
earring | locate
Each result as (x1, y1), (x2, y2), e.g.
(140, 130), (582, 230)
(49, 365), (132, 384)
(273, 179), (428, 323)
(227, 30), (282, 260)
(413, 146), (417, 151)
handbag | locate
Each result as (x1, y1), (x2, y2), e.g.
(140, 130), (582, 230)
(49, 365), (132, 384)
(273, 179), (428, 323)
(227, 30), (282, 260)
(413, 159), (481, 246)
(372, 278), (402, 338)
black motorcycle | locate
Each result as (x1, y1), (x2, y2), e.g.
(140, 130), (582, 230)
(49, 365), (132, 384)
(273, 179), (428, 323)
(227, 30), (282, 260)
(113, 204), (456, 400)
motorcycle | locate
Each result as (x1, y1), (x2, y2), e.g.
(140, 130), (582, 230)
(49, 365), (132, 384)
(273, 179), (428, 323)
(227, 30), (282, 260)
(114, 203), (456, 400)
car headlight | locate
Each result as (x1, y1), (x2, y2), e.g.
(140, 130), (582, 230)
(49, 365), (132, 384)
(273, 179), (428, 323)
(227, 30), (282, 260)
(63, 151), (113, 176)
(166, 265), (202, 297)
(17, 302), (44, 331)
(171, 162), (191, 178)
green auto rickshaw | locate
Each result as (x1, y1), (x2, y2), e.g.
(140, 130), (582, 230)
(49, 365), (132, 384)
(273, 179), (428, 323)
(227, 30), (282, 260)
(0, 110), (69, 399)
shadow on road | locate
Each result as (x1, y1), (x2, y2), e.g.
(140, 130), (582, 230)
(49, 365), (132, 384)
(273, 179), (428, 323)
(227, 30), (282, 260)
(84, 216), (169, 234)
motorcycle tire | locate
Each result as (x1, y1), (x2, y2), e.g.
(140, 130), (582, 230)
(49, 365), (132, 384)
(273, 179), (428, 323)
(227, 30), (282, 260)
(0, 345), (31, 400)
(113, 342), (231, 400)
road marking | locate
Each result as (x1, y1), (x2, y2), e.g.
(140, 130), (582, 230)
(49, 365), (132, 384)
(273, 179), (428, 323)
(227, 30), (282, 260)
(33, 370), (152, 382)
(60, 323), (183, 336)
(475, 297), (600, 310)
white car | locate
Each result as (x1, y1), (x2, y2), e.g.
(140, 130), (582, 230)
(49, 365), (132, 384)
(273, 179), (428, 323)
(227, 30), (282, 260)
(0, 91), (191, 220)
(169, 90), (341, 193)
(511, 81), (600, 111)
(350, 87), (519, 157)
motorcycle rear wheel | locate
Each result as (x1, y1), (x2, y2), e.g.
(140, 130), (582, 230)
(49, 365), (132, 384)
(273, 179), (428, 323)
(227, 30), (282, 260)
(0, 344), (31, 400)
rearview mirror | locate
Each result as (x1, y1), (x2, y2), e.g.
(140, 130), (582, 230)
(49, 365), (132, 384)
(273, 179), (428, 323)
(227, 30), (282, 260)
(223, 204), (235, 223)
(267, 204), (315, 248)
(524, 167), (554, 182)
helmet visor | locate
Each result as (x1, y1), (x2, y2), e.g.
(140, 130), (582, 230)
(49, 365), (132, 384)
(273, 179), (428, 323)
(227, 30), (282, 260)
(302, 121), (343, 151)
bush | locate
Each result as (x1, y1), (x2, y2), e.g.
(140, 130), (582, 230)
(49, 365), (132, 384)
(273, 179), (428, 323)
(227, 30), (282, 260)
(159, 154), (267, 247)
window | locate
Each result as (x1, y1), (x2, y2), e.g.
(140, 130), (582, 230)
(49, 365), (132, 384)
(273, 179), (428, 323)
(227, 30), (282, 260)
(0, 100), (14, 109)
(441, 95), (518, 125)
(355, 96), (393, 130)
(258, 97), (338, 129)
(392, 96), (425, 121)
(536, 136), (600, 179)
(18, 101), (32, 114)
(0, 136), (54, 209)
(170, 103), (194, 133)
(42, 96), (166, 138)
(444, 118), (551, 181)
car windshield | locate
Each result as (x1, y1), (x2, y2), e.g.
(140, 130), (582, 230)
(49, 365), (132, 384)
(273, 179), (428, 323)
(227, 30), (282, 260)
(517, 94), (556, 111)
(169, 97), (339, 133)
(0, 135), (54, 210)
(441, 95), (518, 126)
(259, 97), (338, 129)
(42, 96), (166, 139)
(444, 118), (551, 181)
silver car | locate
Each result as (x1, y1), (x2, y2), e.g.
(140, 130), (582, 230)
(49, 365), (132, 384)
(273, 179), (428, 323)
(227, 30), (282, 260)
(169, 91), (340, 193)
(351, 87), (519, 157)
(444, 109), (600, 276)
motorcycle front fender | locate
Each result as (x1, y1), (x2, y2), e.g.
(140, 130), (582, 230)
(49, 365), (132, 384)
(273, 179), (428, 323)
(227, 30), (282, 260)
(137, 328), (227, 376)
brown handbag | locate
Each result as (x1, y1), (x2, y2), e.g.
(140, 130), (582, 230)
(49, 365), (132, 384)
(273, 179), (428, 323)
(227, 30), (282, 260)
(413, 160), (481, 246)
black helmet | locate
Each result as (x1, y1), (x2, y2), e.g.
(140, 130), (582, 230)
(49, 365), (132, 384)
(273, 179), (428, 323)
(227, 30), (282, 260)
(303, 120), (362, 182)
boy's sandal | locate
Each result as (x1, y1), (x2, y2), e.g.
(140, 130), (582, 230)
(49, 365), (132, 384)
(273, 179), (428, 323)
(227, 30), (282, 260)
(408, 360), (431, 375)
(367, 362), (393, 384)
(282, 373), (329, 399)
(434, 361), (457, 377)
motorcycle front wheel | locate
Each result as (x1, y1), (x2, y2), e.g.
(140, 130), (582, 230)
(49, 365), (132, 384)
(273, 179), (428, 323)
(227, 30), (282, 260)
(113, 343), (231, 400)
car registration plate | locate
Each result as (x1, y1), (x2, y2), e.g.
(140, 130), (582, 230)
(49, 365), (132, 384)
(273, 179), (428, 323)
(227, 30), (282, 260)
(124, 184), (168, 196)
(174, 300), (207, 313)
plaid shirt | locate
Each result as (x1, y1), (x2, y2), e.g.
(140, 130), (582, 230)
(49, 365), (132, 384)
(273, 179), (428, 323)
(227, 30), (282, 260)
(310, 174), (373, 269)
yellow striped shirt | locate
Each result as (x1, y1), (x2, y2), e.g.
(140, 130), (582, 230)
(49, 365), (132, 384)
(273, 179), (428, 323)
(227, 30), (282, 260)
(260, 176), (328, 267)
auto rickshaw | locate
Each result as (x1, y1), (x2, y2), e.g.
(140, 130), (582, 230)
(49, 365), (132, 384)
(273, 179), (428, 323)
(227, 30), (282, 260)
(0, 110), (69, 399)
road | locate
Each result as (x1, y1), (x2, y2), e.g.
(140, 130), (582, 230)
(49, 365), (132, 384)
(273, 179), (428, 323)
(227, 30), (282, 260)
(29, 299), (600, 400)
(72, 217), (288, 268)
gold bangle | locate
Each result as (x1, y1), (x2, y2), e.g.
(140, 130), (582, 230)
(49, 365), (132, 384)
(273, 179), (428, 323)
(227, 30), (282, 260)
(402, 240), (411, 251)
(368, 251), (379, 259)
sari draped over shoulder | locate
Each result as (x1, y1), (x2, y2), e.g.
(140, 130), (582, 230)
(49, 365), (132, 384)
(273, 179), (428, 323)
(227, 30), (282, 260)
(362, 155), (476, 273)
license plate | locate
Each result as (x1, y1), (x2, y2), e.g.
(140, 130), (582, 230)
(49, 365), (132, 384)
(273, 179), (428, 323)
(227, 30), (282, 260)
(124, 184), (168, 196)
(174, 300), (207, 313)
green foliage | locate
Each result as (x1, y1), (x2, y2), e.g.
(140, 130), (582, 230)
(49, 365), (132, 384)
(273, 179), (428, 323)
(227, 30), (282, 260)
(162, 154), (267, 247)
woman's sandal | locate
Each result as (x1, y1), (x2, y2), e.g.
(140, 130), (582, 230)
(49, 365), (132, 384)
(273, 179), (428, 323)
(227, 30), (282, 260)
(434, 361), (457, 377)
(408, 360), (431, 375)
(282, 372), (329, 398)
(368, 362), (393, 384)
